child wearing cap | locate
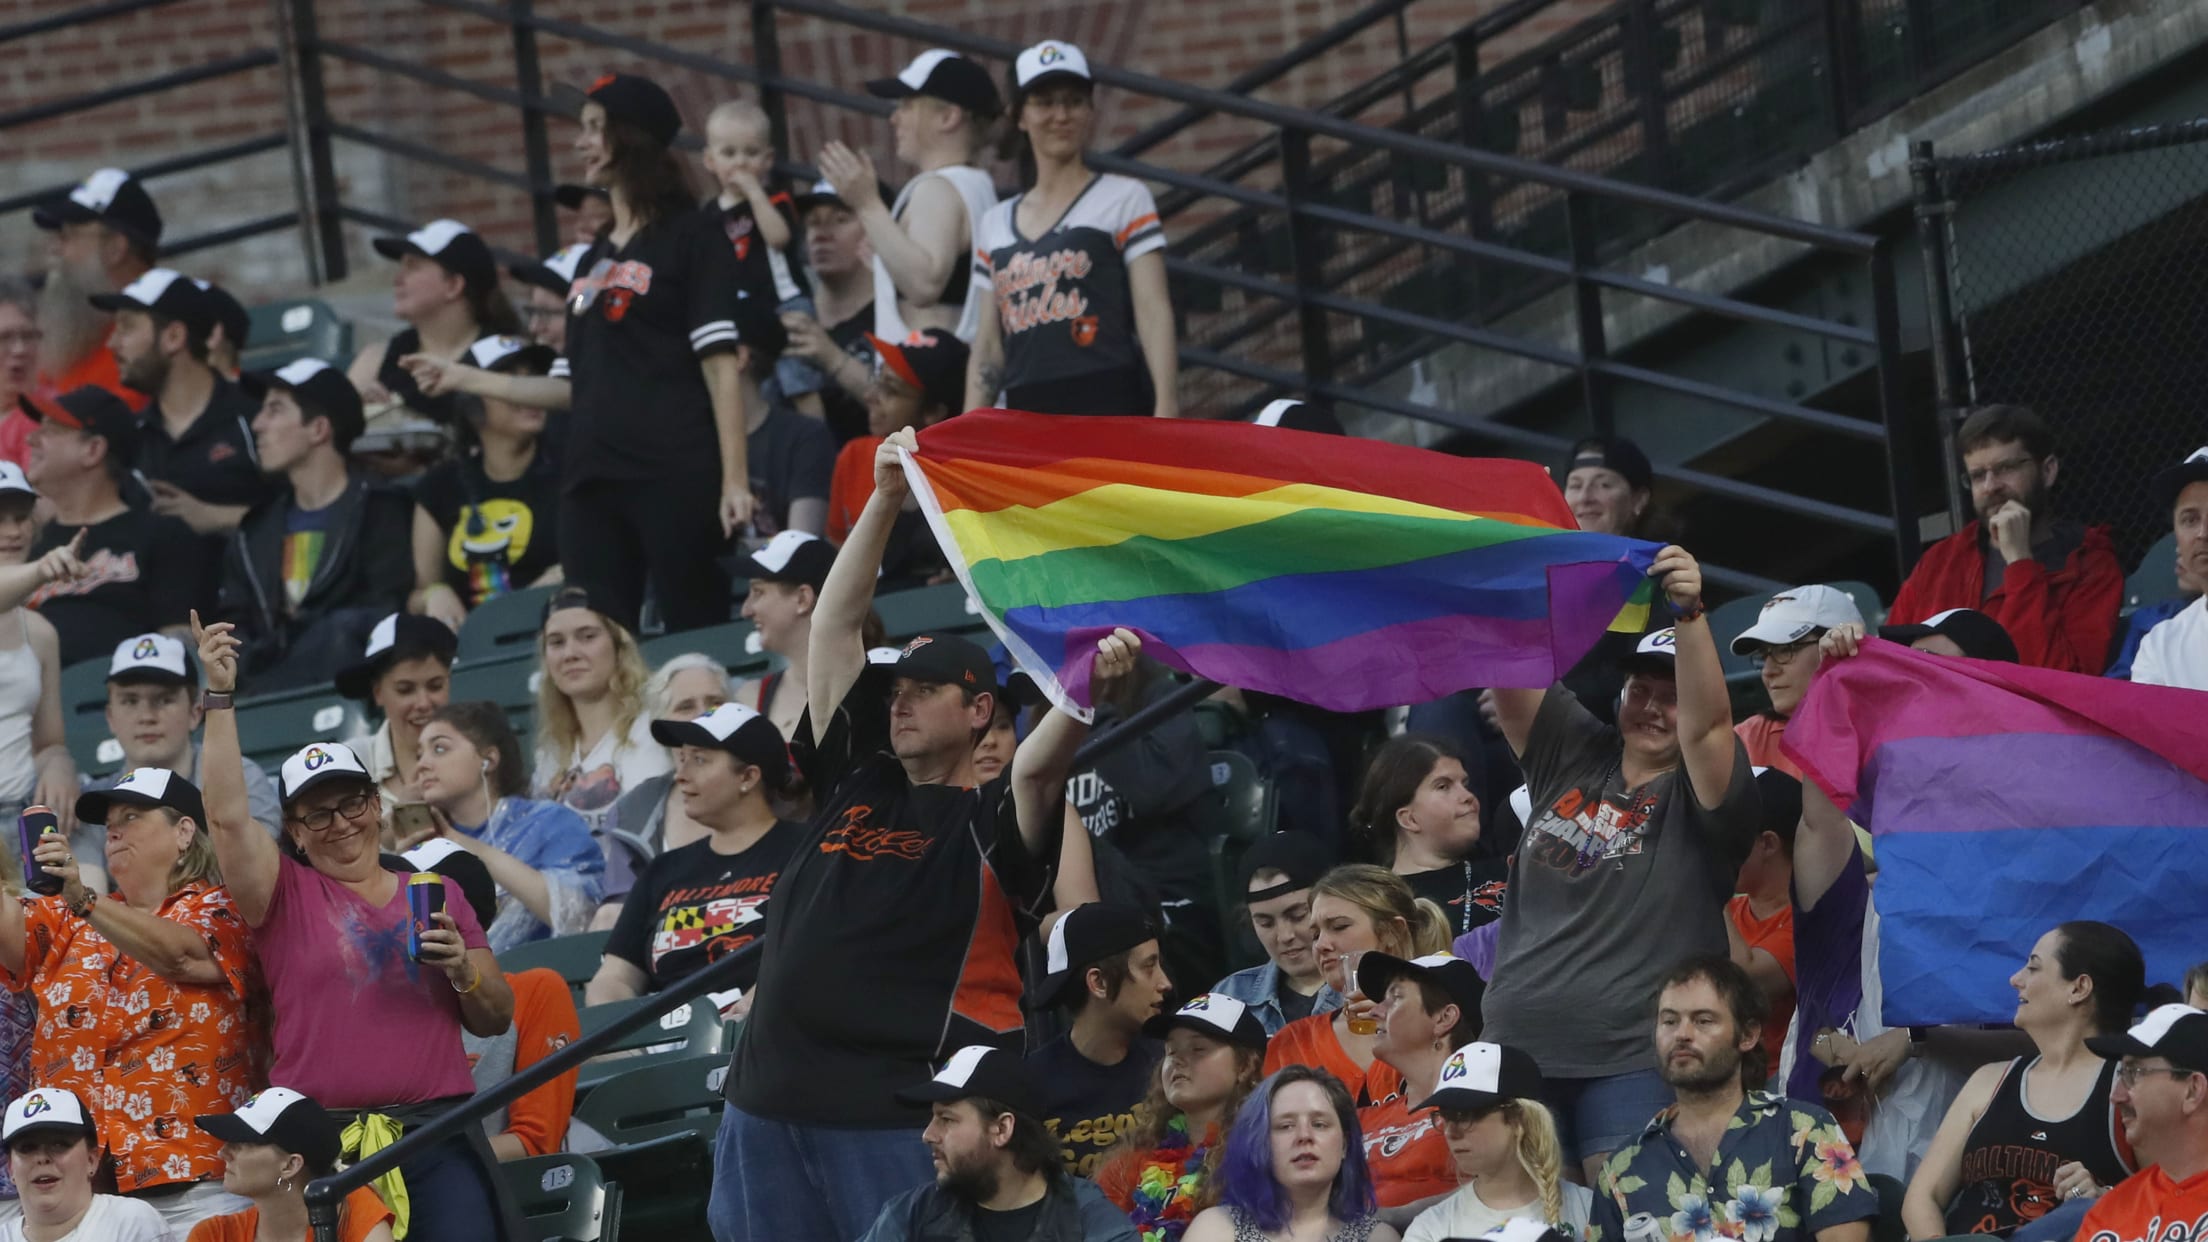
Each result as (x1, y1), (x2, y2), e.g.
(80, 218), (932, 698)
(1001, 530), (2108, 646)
(1096, 994), (1271, 1242)
(2, 1086), (169, 1242)
(967, 41), (1176, 419)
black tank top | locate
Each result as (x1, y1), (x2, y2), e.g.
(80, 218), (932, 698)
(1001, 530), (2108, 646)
(1944, 1056), (2134, 1236)
(376, 327), (465, 426)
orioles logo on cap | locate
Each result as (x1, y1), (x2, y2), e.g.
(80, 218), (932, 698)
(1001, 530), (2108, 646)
(1038, 44), (1066, 64)
(589, 73), (617, 93)
(302, 748), (332, 771)
(1184, 994), (1212, 1012)
(1441, 1049), (1467, 1077)
(20, 1094), (52, 1119)
(132, 637), (158, 659)
(1761, 596), (1795, 612)
(901, 636), (935, 657)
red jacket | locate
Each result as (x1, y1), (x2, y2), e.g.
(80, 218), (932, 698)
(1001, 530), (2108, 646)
(1888, 519), (2123, 674)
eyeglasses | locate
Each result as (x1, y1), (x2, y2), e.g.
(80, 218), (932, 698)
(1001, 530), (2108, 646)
(1964, 456), (2038, 487)
(523, 305), (564, 322)
(1749, 640), (1818, 670)
(0, 330), (41, 350)
(1439, 1105), (1505, 1128)
(2116, 1063), (2200, 1088)
(285, 792), (373, 833)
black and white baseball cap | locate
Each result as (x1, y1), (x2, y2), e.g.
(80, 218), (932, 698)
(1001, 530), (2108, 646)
(108, 633), (193, 687)
(1251, 398), (1345, 436)
(1414, 1040), (1546, 1113)
(335, 613), (458, 702)
(2, 1087), (94, 1149)
(1878, 607), (2019, 664)
(195, 1088), (341, 1172)
(865, 50), (1003, 118)
(466, 334), (558, 376)
(372, 219), (498, 293)
(2152, 446), (2208, 514)
(649, 702), (792, 785)
(1618, 627), (1680, 678)
(893, 1045), (1042, 1119)
(738, 530), (836, 592)
(507, 243), (593, 297)
(1142, 992), (1268, 1052)
(249, 358), (367, 450)
(2088, 1003), (2208, 1069)
(1730, 585), (1866, 655)
(1014, 41), (1093, 94)
(398, 838), (498, 929)
(89, 268), (214, 333)
(1034, 901), (1159, 1007)
(0, 461), (31, 502)
(1355, 952), (1487, 1033)
(33, 167), (162, 246)
(1238, 831), (1331, 901)
(278, 742), (374, 805)
(76, 766), (207, 830)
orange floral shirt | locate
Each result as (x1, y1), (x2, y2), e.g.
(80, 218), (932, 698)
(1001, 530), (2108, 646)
(2, 883), (262, 1191)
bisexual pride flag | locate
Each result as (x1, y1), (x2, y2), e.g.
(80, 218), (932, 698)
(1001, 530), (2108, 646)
(898, 409), (1662, 719)
(1785, 640), (2208, 1026)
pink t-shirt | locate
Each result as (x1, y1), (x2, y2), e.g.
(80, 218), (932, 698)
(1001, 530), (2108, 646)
(259, 855), (487, 1107)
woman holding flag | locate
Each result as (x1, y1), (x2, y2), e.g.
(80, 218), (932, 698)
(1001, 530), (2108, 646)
(1481, 546), (1763, 1183)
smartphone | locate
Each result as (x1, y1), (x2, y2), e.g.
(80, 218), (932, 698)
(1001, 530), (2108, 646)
(391, 802), (437, 841)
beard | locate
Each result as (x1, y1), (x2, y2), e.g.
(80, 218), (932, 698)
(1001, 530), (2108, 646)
(937, 1152), (1002, 1203)
(37, 258), (112, 375)
(1975, 476), (2050, 524)
(1661, 1044), (1743, 1094)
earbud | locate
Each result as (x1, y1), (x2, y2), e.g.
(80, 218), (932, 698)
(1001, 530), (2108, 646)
(480, 760), (491, 773)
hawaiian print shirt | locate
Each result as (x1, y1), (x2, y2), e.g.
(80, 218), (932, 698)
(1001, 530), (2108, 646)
(1590, 1091), (1880, 1242)
(0, 883), (262, 1191)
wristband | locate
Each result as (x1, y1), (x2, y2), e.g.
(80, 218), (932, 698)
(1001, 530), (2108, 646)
(199, 690), (234, 711)
(1669, 598), (1706, 624)
(66, 888), (97, 919)
(453, 965), (482, 995)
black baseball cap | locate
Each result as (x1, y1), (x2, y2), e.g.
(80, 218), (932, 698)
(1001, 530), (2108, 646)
(1753, 768), (1803, 847)
(372, 219), (499, 295)
(508, 243), (592, 297)
(541, 583), (611, 628)
(584, 72), (683, 147)
(739, 530), (835, 592)
(335, 612), (458, 702)
(554, 183), (611, 210)
(2152, 446), (2208, 514)
(194, 280), (251, 351)
(76, 767), (208, 831)
(248, 358), (366, 452)
(1414, 1040), (1545, 1113)
(33, 168), (162, 247)
(868, 329), (969, 416)
(866, 50), (1003, 119)
(1143, 992), (1269, 1052)
(88, 268), (214, 334)
(890, 632), (995, 694)
(398, 838), (499, 928)
(22, 386), (139, 460)
(1035, 902), (1159, 1007)
(196, 1089), (341, 1173)
(649, 703), (793, 788)
(895, 1045), (1042, 1119)
(1355, 952), (1487, 1036)
(1564, 435), (1654, 493)
(1879, 608), (2019, 664)
(2087, 1003), (2208, 1069)
(1239, 831), (1331, 901)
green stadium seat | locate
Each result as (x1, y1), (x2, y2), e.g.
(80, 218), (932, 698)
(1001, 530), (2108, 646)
(589, 1131), (710, 1239)
(1193, 700), (1248, 750)
(2126, 532), (2182, 614)
(446, 653), (539, 741)
(455, 584), (560, 664)
(499, 930), (610, 1003)
(573, 1053), (727, 1147)
(240, 299), (353, 373)
(1203, 751), (1276, 971)
(574, 997), (733, 1092)
(1828, 580), (1887, 628)
(638, 620), (775, 679)
(503, 1151), (621, 1242)
(874, 582), (985, 641)
(233, 689), (366, 774)
(1867, 1173), (1907, 1242)
(57, 658), (118, 774)
(1707, 593), (1769, 690)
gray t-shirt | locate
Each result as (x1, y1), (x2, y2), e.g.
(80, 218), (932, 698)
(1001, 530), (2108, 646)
(1481, 686), (1759, 1078)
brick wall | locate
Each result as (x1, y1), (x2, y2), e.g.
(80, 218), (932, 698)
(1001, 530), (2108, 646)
(0, 0), (1610, 297)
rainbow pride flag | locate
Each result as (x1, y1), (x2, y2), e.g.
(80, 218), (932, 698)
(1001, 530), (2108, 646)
(1785, 640), (2208, 1026)
(899, 410), (1661, 717)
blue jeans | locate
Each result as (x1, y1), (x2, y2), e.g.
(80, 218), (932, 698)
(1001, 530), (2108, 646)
(399, 1129), (510, 1242)
(1543, 1068), (1674, 1166)
(708, 1107), (934, 1242)
(2012, 1197), (2094, 1242)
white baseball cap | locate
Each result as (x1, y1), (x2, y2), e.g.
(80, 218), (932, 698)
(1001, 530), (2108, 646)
(1730, 584), (1865, 655)
(466, 334), (558, 374)
(108, 633), (192, 684)
(2, 1087), (92, 1146)
(278, 742), (373, 804)
(0, 461), (33, 500)
(1015, 41), (1093, 92)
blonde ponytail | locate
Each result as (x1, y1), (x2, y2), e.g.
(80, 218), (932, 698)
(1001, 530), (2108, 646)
(1510, 1099), (1568, 1225)
(1409, 898), (1452, 956)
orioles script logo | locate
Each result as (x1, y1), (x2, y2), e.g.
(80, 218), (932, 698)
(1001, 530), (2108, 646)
(819, 805), (928, 862)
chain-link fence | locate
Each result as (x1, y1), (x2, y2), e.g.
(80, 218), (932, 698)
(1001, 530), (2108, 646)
(1920, 120), (2208, 573)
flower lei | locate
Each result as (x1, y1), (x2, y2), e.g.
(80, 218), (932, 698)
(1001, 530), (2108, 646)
(1129, 1114), (1209, 1242)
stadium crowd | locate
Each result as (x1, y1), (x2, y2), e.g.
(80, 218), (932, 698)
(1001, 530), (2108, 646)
(0, 34), (2200, 1242)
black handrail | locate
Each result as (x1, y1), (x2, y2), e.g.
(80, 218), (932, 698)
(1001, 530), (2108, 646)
(303, 674), (1222, 1242)
(0, 0), (184, 45)
(0, 50), (278, 131)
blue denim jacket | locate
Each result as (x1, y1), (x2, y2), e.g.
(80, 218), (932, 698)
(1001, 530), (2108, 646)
(1209, 961), (1344, 1035)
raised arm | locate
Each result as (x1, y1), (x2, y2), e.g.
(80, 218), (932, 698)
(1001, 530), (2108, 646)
(190, 611), (281, 926)
(0, 529), (87, 612)
(819, 144), (964, 308)
(38, 837), (224, 986)
(1488, 687), (1546, 760)
(1652, 547), (1737, 810)
(1011, 630), (1140, 856)
(1127, 250), (1179, 419)
(808, 431), (910, 726)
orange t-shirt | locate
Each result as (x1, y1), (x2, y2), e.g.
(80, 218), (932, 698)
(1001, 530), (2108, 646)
(1735, 714), (1800, 778)
(468, 968), (581, 1158)
(2077, 1164), (2208, 1242)
(1358, 1091), (1457, 1207)
(186, 1186), (394, 1242)
(41, 345), (148, 411)
(827, 435), (882, 545)
(1727, 894), (1796, 1071)
(1261, 1013), (1402, 1106)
